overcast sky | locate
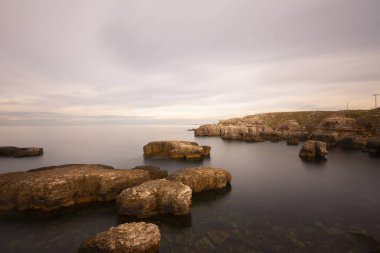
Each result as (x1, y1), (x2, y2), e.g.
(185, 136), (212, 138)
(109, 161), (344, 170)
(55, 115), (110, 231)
(0, 0), (379, 125)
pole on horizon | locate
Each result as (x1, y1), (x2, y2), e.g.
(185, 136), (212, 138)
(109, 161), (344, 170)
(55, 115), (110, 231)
(373, 94), (379, 109)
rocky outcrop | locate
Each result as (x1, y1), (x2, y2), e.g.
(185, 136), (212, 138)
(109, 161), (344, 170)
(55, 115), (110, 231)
(78, 222), (160, 253)
(168, 167), (232, 193)
(366, 137), (380, 154)
(194, 124), (223, 136)
(117, 179), (192, 218)
(143, 141), (211, 159)
(309, 117), (369, 149)
(299, 140), (328, 160)
(0, 146), (43, 157)
(287, 138), (299, 145)
(131, 165), (168, 179)
(0, 164), (167, 211)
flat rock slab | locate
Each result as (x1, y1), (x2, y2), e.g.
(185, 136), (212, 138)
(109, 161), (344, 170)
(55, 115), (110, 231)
(117, 179), (192, 218)
(78, 222), (160, 253)
(168, 167), (232, 193)
(0, 164), (167, 211)
(299, 140), (328, 160)
(143, 141), (211, 159)
(0, 146), (43, 157)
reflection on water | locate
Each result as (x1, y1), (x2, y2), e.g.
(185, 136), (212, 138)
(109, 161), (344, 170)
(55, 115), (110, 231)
(0, 125), (380, 252)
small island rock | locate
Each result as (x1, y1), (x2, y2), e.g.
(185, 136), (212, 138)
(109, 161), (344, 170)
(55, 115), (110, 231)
(168, 167), (232, 193)
(0, 146), (43, 157)
(299, 140), (328, 160)
(117, 179), (192, 218)
(78, 222), (160, 253)
(143, 141), (211, 159)
(0, 164), (167, 211)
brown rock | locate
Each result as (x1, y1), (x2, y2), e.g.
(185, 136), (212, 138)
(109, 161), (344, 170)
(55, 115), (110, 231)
(78, 222), (160, 253)
(143, 141), (211, 159)
(194, 124), (223, 136)
(168, 167), (232, 193)
(367, 137), (380, 154)
(0, 164), (167, 211)
(0, 146), (43, 157)
(287, 138), (299, 145)
(299, 140), (328, 160)
(116, 179), (192, 218)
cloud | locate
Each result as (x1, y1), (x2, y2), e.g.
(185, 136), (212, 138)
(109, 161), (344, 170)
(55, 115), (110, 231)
(0, 0), (379, 125)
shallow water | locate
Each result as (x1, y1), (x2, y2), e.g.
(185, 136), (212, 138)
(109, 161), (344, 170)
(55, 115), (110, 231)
(0, 125), (380, 252)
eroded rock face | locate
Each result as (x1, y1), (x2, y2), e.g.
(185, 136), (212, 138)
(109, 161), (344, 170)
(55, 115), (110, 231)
(168, 167), (232, 193)
(0, 146), (43, 157)
(143, 141), (210, 159)
(78, 222), (160, 253)
(117, 179), (192, 218)
(299, 140), (328, 160)
(310, 117), (369, 149)
(194, 124), (223, 136)
(0, 164), (167, 211)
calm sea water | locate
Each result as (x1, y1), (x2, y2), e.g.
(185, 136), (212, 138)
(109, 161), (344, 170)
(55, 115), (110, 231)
(0, 125), (380, 253)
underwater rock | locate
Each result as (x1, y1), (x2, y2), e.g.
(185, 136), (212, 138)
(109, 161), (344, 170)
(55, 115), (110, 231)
(78, 222), (160, 253)
(117, 179), (192, 218)
(287, 138), (299, 145)
(131, 165), (168, 179)
(168, 167), (232, 193)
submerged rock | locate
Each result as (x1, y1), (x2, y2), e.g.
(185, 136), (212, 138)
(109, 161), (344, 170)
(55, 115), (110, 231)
(0, 146), (43, 157)
(299, 140), (328, 160)
(78, 222), (160, 253)
(143, 141), (211, 159)
(131, 165), (168, 179)
(117, 179), (192, 218)
(0, 164), (167, 211)
(168, 167), (232, 193)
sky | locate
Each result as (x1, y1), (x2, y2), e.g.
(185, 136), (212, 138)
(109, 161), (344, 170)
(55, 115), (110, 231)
(0, 0), (379, 125)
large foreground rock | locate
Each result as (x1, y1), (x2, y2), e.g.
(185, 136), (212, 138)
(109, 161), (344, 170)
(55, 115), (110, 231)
(299, 140), (328, 160)
(78, 222), (160, 253)
(168, 167), (232, 193)
(0, 146), (43, 157)
(0, 164), (167, 211)
(117, 179), (192, 218)
(143, 141), (211, 159)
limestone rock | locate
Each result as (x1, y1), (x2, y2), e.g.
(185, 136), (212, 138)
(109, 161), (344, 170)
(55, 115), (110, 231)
(194, 124), (223, 136)
(143, 141), (210, 159)
(131, 165), (168, 179)
(0, 164), (167, 211)
(0, 146), (43, 157)
(117, 179), (192, 218)
(78, 222), (160, 253)
(168, 167), (232, 193)
(299, 140), (328, 160)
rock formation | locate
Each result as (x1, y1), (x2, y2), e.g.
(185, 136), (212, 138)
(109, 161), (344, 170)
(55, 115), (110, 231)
(78, 222), (160, 253)
(309, 117), (369, 149)
(299, 140), (328, 160)
(143, 141), (211, 159)
(168, 167), (232, 193)
(0, 164), (167, 211)
(0, 146), (43, 157)
(117, 179), (192, 218)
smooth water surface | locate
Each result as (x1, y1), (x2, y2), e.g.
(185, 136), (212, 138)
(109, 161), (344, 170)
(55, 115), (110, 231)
(0, 125), (380, 252)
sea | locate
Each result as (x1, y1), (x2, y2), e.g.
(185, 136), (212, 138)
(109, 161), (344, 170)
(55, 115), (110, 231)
(0, 125), (379, 253)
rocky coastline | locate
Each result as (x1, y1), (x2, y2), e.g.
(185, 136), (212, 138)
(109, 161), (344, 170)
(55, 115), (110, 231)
(194, 109), (380, 155)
